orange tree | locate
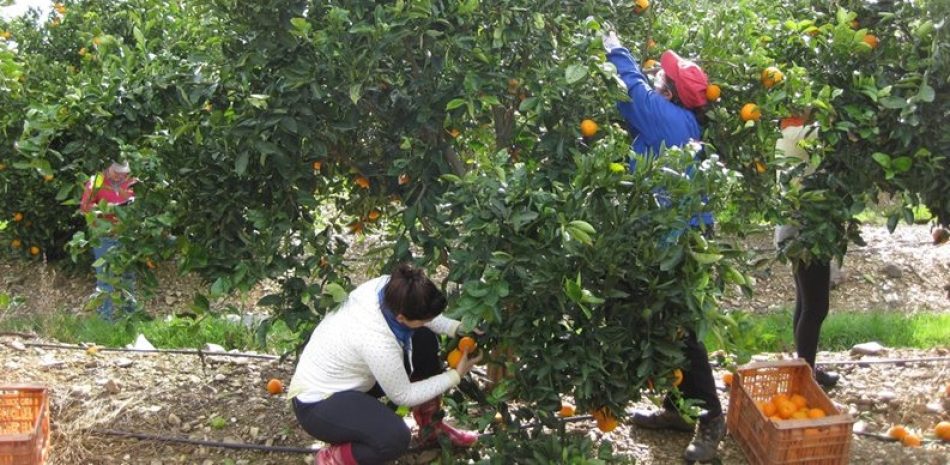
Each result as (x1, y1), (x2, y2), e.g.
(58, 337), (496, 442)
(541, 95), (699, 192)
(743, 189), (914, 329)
(1, 0), (948, 459)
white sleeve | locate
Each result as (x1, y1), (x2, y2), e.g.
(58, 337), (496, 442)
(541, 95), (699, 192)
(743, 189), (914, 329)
(361, 335), (460, 407)
(425, 315), (461, 336)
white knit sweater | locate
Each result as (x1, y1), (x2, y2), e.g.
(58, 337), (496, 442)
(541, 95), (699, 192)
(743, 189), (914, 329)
(289, 276), (462, 406)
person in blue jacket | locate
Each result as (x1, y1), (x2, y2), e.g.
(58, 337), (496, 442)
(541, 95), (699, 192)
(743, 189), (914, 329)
(603, 31), (724, 463)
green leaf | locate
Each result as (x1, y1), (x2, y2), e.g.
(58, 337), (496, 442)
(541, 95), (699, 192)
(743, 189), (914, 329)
(871, 152), (891, 168)
(568, 220), (596, 234)
(445, 98), (467, 110)
(349, 84), (362, 104)
(879, 96), (907, 109)
(689, 251), (723, 265)
(235, 152), (249, 175)
(565, 64), (587, 84)
(917, 84), (935, 103)
(324, 282), (348, 303)
(891, 156), (912, 172)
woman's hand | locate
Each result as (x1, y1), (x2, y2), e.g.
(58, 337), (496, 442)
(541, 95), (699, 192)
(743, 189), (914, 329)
(453, 350), (483, 377)
(602, 31), (622, 52)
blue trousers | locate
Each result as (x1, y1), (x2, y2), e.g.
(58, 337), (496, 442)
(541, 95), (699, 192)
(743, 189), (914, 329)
(92, 236), (135, 319)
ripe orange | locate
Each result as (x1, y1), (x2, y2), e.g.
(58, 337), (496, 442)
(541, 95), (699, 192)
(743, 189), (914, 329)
(458, 336), (477, 354)
(579, 119), (599, 138)
(887, 425), (908, 441)
(759, 401), (777, 418)
(642, 59), (658, 70)
(312, 161), (322, 170)
(448, 128), (461, 139)
(672, 369), (684, 387)
(863, 34), (879, 49)
(807, 408), (826, 419)
(29, 246), (40, 256)
(740, 103), (762, 122)
(78, 47), (87, 57)
(705, 84), (721, 101)
(633, 0), (650, 14)
(777, 401), (797, 420)
(592, 407), (618, 432)
(558, 402), (575, 417)
(13, 212), (23, 222)
(10, 239), (21, 249)
(761, 66), (784, 89)
(348, 221), (364, 235)
(935, 421), (950, 441)
(354, 176), (370, 189)
(790, 394), (808, 410)
(722, 372), (733, 387)
(901, 433), (922, 447)
(266, 378), (284, 395)
(791, 410), (808, 420)
(754, 160), (767, 174)
(446, 349), (463, 369)
(366, 210), (381, 222)
(398, 174), (410, 185)
(43, 174), (54, 182)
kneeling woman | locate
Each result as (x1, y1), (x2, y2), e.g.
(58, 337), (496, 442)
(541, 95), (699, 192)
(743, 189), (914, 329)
(289, 264), (481, 465)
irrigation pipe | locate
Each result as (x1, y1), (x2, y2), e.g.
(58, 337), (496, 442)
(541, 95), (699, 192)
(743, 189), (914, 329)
(21, 341), (280, 361)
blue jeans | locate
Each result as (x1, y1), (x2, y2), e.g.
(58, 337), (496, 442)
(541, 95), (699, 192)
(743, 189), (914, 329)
(92, 236), (135, 320)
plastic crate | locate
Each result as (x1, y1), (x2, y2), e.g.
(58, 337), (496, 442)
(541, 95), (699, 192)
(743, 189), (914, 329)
(726, 360), (854, 465)
(0, 386), (50, 465)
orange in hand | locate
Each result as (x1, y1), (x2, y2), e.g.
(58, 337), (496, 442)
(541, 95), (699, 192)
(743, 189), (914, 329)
(446, 349), (463, 369)
(266, 378), (284, 395)
(458, 336), (477, 354)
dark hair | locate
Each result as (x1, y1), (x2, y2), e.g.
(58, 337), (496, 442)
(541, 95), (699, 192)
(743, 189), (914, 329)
(383, 263), (446, 321)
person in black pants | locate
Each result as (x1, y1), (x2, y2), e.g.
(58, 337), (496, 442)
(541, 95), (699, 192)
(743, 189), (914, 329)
(601, 30), (724, 463)
(793, 259), (840, 387)
(288, 265), (481, 465)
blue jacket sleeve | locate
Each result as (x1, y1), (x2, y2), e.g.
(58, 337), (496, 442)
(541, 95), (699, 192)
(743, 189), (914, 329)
(606, 47), (669, 147)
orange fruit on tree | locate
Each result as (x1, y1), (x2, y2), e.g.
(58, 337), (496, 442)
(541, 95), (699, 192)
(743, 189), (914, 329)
(458, 336), (477, 354)
(901, 433), (922, 447)
(398, 174), (410, 185)
(13, 212), (24, 222)
(592, 407), (618, 432)
(10, 239), (21, 249)
(761, 66), (784, 89)
(633, 0), (650, 14)
(43, 174), (54, 182)
(29, 246), (40, 256)
(446, 349), (463, 369)
(863, 34), (879, 49)
(266, 378), (284, 395)
(642, 59), (658, 70)
(447, 128), (461, 138)
(312, 161), (322, 171)
(935, 421), (950, 441)
(705, 84), (721, 101)
(671, 369), (684, 387)
(354, 176), (370, 189)
(367, 210), (381, 222)
(807, 408), (826, 419)
(348, 221), (364, 235)
(754, 160), (767, 174)
(558, 402), (575, 417)
(740, 103), (762, 122)
(579, 119), (599, 138)
(722, 372), (733, 387)
(887, 425), (909, 441)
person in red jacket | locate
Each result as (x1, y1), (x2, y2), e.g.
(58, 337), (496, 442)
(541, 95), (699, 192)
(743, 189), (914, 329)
(80, 161), (137, 319)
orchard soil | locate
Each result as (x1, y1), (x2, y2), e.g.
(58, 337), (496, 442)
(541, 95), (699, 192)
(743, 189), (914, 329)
(1, 224), (948, 465)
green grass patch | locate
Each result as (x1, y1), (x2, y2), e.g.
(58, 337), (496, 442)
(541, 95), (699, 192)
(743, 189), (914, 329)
(0, 311), (299, 354)
(710, 310), (950, 356)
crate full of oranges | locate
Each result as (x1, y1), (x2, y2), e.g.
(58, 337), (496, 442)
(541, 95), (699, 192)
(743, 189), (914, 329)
(726, 360), (854, 465)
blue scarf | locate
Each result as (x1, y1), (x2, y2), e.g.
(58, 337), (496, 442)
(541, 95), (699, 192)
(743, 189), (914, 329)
(379, 287), (414, 354)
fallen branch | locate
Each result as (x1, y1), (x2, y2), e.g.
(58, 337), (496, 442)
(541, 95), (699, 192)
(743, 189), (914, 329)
(22, 342), (280, 361)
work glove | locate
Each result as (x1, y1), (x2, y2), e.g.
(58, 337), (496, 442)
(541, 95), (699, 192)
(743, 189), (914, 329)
(602, 31), (623, 52)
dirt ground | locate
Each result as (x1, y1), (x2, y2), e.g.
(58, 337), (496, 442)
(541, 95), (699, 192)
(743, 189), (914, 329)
(1, 224), (948, 465)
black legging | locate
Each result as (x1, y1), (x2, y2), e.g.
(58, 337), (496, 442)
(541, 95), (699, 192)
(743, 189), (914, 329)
(293, 328), (443, 464)
(663, 330), (723, 420)
(793, 259), (831, 367)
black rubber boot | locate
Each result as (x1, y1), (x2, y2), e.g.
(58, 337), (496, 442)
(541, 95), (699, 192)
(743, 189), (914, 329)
(815, 369), (840, 388)
(683, 414), (725, 463)
(629, 408), (694, 433)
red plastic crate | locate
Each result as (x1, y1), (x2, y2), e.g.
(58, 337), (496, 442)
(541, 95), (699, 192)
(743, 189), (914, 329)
(0, 386), (50, 465)
(727, 360), (854, 465)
